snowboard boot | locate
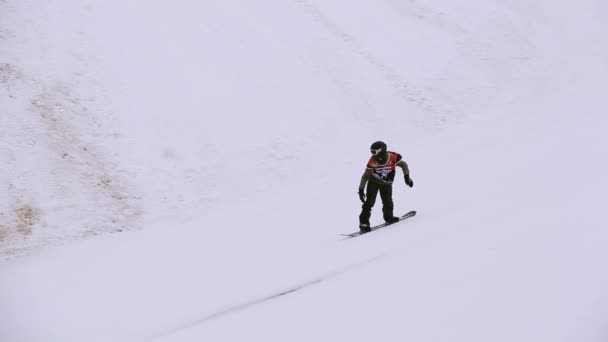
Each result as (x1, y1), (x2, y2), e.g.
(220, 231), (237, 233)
(359, 223), (371, 233)
(385, 216), (399, 224)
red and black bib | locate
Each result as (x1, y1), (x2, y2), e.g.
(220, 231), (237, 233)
(367, 151), (402, 184)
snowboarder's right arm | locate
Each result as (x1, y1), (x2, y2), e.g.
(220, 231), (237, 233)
(359, 168), (372, 189)
(358, 168), (372, 203)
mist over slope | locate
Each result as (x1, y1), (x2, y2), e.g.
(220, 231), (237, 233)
(1, 0), (607, 341)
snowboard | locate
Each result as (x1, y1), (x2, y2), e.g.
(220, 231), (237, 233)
(341, 210), (417, 239)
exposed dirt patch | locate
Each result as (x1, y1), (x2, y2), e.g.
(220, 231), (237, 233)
(0, 204), (40, 242)
(0, 63), (23, 83)
(2, 69), (141, 261)
(14, 205), (39, 235)
(0, 63), (24, 97)
(29, 82), (142, 234)
(0, 225), (8, 241)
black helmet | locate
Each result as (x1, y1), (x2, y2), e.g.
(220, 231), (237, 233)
(370, 141), (387, 155)
(370, 141), (388, 163)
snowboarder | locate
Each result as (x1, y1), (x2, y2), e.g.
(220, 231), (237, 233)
(358, 141), (413, 233)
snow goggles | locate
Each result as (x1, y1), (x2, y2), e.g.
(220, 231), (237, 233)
(370, 148), (383, 155)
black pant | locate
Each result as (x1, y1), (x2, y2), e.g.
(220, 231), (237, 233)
(359, 181), (394, 225)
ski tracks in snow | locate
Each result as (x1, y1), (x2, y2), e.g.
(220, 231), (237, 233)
(147, 251), (393, 341)
(291, 0), (454, 125)
(291, 0), (538, 126)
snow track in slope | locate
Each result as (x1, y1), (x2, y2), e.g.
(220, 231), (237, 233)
(149, 251), (391, 341)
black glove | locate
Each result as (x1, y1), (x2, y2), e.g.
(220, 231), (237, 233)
(358, 188), (366, 203)
(404, 174), (414, 188)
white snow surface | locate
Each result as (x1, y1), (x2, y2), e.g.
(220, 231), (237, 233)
(1, 0), (608, 341)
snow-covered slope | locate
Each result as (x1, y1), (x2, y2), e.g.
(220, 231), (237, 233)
(1, 0), (607, 341)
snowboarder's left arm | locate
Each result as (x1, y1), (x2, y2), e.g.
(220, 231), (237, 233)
(396, 158), (410, 177)
(396, 155), (413, 187)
